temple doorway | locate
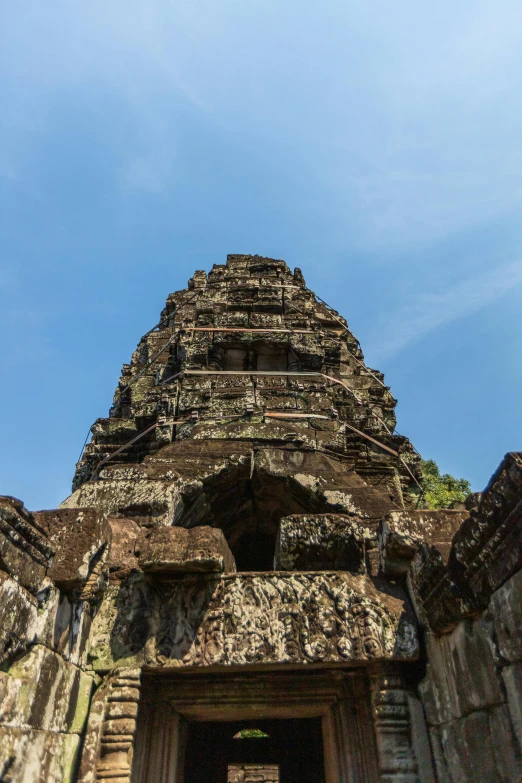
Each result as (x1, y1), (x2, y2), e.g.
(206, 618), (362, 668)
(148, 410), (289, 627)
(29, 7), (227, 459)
(131, 669), (380, 783)
(183, 718), (325, 783)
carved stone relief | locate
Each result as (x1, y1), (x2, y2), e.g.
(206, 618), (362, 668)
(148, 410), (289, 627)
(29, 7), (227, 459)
(89, 572), (418, 670)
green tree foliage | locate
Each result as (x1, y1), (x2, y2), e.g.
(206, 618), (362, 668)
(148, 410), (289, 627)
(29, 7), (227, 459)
(236, 729), (269, 739)
(421, 459), (471, 509)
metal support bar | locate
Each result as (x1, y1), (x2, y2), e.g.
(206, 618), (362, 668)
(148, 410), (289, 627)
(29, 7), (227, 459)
(183, 327), (316, 334)
(344, 422), (399, 457)
(264, 412), (330, 420)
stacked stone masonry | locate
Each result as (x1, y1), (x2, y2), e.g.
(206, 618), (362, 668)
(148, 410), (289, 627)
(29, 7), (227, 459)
(0, 255), (520, 783)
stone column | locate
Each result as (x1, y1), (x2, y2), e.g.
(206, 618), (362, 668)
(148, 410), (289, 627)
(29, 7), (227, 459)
(323, 673), (380, 783)
(132, 700), (183, 783)
(370, 666), (419, 783)
(95, 668), (142, 783)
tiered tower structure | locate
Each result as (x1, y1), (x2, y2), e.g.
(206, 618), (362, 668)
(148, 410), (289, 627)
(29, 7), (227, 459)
(73, 254), (422, 526)
(1, 255), (521, 783)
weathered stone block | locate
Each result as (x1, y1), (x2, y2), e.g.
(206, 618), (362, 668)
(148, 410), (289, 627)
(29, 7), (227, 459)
(452, 453), (522, 603)
(439, 706), (522, 783)
(428, 727), (451, 783)
(469, 498), (522, 600)
(275, 514), (367, 572)
(440, 711), (497, 783)
(0, 571), (60, 665)
(0, 727), (81, 783)
(228, 764), (279, 783)
(379, 509), (467, 579)
(0, 571), (37, 664)
(488, 704), (522, 781)
(0, 496), (53, 593)
(136, 525), (236, 574)
(407, 693), (437, 783)
(62, 468), (184, 526)
(420, 618), (503, 725)
(105, 702), (138, 719)
(490, 566), (522, 663)
(502, 662), (522, 749)
(0, 645), (94, 733)
(107, 518), (140, 579)
(76, 677), (111, 783)
(35, 508), (111, 592)
(407, 545), (479, 634)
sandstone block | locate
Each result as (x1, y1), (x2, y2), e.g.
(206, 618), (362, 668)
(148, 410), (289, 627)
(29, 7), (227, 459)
(379, 509), (467, 579)
(502, 662), (522, 750)
(428, 727), (452, 783)
(35, 507), (111, 592)
(451, 453), (522, 604)
(90, 571), (418, 668)
(0, 644), (94, 734)
(0, 496), (53, 593)
(0, 727), (81, 783)
(469, 498), (522, 600)
(0, 570), (39, 664)
(490, 566), (522, 663)
(105, 702), (138, 719)
(440, 711), (497, 783)
(107, 518), (140, 579)
(228, 764), (279, 783)
(137, 525), (236, 574)
(439, 706), (522, 783)
(419, 618), (503, 725)
(407, 544), (479, 634)
(33, 587), (88, 666)
(406, 693), (437, 783)
(275, 514), (367, 572)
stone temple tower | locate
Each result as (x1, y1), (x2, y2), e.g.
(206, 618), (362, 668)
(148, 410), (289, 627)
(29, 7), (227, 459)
(1, 254), (522, 783)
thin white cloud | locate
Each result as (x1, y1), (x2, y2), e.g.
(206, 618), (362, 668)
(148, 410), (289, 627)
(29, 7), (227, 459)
(3, 0), (522, 238)
(367, 260), (522, 361)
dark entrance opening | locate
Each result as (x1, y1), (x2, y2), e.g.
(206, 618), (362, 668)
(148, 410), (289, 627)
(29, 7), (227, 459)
(184, 718), (326, 783)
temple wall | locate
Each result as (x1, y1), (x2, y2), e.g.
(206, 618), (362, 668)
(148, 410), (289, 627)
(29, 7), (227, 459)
(0, 591), (95, 783)
(408, 453), (522, 783)
(418, 570), (522, 783)
(0, 501), (106, 783)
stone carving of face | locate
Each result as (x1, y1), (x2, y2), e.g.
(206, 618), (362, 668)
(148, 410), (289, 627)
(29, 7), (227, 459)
(317, 606), (336, 637)
(245, 632), (264, 661)
(396, 621), (417, 656)
(337, 636), (353, 659)
(308, 635), (328, 660)
(363, 636), (382, 658)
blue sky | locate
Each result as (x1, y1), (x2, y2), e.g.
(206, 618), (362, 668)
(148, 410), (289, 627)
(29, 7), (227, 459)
(1, 0), (521, 509)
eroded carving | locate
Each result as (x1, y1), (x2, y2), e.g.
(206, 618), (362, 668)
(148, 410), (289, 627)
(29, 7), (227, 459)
(92, 572), (417, 668)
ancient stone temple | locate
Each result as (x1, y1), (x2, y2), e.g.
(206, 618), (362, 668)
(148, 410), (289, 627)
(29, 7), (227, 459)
(1, 254), (521, 783)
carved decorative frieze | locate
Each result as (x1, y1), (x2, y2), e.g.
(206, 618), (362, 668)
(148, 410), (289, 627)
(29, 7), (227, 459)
(181, 574), (418, 667)
(89, 572), (418, 669)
